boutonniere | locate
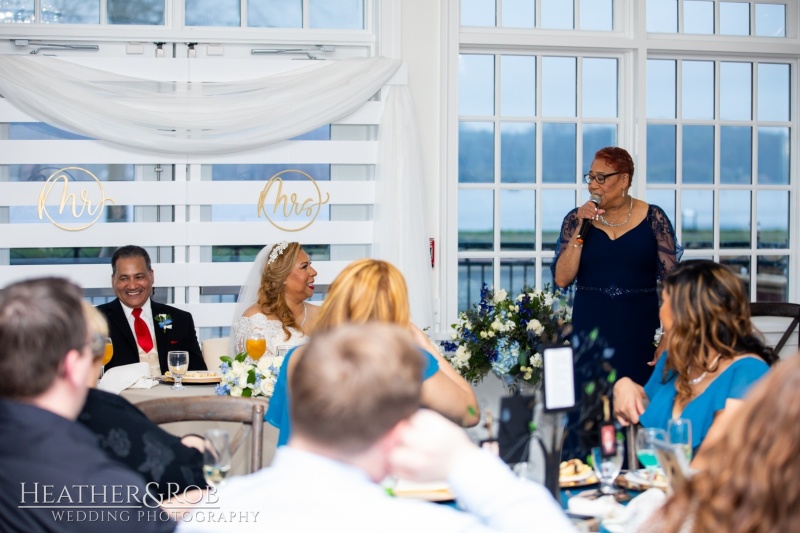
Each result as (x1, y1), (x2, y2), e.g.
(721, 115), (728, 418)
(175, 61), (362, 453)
(156, 314), (173, 331)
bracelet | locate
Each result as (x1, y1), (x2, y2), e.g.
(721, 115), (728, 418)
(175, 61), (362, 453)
(569, 243), (582, 249)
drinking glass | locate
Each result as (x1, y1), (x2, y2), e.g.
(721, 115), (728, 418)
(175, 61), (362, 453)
(100, 337), (114, 378)
(167, 350), (189, 391)
(668, 418), (692, 462)
(202, 429), (232, 489)
(276, 344), (292, 359)
(245, 332), (266, 361)
(591, 437), (624, 494)
(636, 427), (666, 483)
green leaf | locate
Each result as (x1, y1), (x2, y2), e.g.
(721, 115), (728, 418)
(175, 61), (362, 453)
(247, 369), (257, 385)
(588, 328), (599, 342)
(220, 356), (233, 364)
(607, 369), (617, 383)
(241, 388), (252, 398)
(584, 382), (596, 395)
(518, 350), (529, 366)
(235, 352), (247, 363)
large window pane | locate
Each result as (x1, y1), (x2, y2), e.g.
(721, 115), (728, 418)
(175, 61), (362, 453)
(647, 0), (677, 33)
(682, 125), (714, 184)
(458, 259), (494, 311)
(720, 190), (751, 249)
(458, 189), (494, 251)
(755, 3), (785, 37)
(542, 57), (576, 118)
(461, 0), (495, 26)
(756, 255), (788, 301)
(580, 0), (612, 31)
(542, 123), (576, 183)
(501, 55), (536, 117)
(309, 0), (363, 29)
(186, 0), (239, 27)
(758, 63), (789, 122)
(720, 1), (750, 36)
(460, 55), (495, 116)
(583, 58), (617, 118)
(50, 0), (99, 23)
(646, 125), (676, 184)
(583, 124), (616, 171)
(684, 0), (713, 34)
(720, 126), (752, 184)
(500, 189), (535, 250)
(681, 189), (713, 249)
(720, 62), (752, 121)
(500, 258), (536, 294)
(249, 0), (301, 28)
(682, 61), (713, 120)
(541, 0), (573, 29)
(502, 0), (534, 28)
(501, 123), (535, 183)
(459, 122), (495, 183)
(647, 60), (676, 119)
(720, 256), (750, 295)
(757, 191), (789, 249)
(646, 190), (675, 224)
(541, 190), (576, 250)
(108, 0), (164, 25)
(757, 127), (789, 185)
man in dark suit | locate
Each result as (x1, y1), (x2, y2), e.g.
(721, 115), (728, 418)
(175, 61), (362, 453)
(97, 245), (206, 375)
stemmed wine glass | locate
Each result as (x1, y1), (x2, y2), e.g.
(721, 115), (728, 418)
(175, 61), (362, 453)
(636, 427), (666, 483)
(100, 337), (114, 378)
(245, 332), (266, 361)
(203, 429), (232, 489)
(591, 436), (624, 494)
(668, 418), (692, 462)
(167, 350), (189, 391)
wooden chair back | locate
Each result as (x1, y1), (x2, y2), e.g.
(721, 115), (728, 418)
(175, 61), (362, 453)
(749, 302), (800, 356)
(136, 395), (265, 473)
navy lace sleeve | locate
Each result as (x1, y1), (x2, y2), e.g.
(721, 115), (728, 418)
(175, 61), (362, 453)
(647, 205), (684, 281)
(550, 208), (581, 285)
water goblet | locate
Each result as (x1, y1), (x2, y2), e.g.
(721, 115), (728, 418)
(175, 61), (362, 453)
(668, 418), (692, 462)
(591, 437), (624, 494)
(100, 337), (114, 378)
(202, 429), (232, 489)
(636, 427), (666, 483)
(245, 332), (266, 361)
(167, 350), (189, 391)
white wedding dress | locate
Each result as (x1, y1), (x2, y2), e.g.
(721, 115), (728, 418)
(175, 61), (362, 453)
(231, 313), (307, 358)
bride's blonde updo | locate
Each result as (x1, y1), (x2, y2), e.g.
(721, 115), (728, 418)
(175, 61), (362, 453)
(257, 242), (302, 340)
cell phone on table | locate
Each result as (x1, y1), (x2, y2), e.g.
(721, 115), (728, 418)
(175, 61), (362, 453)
(542, 345), (576, 412)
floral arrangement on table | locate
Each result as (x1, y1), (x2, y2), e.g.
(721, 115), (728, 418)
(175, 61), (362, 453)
(441, 283), (573, 388)
(214, 352), (284, 399)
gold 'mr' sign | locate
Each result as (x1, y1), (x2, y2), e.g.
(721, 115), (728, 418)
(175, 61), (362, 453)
(257, 169), (330, 232)
(37, 167), (115, 231)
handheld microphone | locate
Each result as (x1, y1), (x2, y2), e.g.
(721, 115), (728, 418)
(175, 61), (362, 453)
(575, 194), (602, 244)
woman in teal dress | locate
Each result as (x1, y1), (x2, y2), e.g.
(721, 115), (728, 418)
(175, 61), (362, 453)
(613, 260), (778, 462)
(266, 259), (480, 446)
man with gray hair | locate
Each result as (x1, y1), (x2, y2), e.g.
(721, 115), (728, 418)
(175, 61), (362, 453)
(0, 278), (176, 533)
(181, 323), (576, 532)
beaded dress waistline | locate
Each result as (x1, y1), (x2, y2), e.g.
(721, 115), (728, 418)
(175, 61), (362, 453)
(576, 285), (657, 298)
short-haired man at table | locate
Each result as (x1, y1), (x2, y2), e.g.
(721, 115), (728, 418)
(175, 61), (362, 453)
(0, 277), (176, 533)
(97, 245), (206, 376)
(180, 323), (577, 533)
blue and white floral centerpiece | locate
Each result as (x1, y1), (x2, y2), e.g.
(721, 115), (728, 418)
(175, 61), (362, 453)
(442, 284), (572, 391)
(215, 352), (284, 399)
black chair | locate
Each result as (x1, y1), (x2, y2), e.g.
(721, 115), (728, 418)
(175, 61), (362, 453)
(749, 302), (800, 356)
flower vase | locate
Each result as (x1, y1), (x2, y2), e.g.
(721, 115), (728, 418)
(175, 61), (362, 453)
(500, 374), (540, 396)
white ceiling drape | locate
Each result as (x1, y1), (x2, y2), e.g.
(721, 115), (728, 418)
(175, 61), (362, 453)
(0, 55), (401, 155)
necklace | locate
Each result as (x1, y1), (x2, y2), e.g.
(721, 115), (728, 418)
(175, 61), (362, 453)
(599, 196), (634, 227)
(687, 353), (723, 385)
(300, 302), (307, 327)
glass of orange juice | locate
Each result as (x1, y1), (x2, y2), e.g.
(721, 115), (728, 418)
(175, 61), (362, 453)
(100, 337), (113, 377)
(246, 332), (266, 361)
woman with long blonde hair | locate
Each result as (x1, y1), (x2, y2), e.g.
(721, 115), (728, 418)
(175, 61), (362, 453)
(266, 259), (480, 446)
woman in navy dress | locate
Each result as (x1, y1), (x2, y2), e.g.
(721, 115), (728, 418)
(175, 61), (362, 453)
(552, 147), (682, 387)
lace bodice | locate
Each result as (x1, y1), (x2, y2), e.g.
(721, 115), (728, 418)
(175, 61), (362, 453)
(231, 313), (307, 357)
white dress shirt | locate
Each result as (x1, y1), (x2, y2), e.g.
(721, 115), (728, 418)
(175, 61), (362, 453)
(119, 298), (159, 376)
(177, 446), (578, 533)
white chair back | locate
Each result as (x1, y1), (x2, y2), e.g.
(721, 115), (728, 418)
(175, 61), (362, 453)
(202, 337), (231, 372)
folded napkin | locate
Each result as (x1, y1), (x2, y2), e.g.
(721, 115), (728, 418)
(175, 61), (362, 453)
(567, 492), (622, 518)
(97, 362), (159, 394)
(600, 488), (667, 533)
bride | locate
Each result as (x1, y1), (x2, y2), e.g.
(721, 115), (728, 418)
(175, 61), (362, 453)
(230, 242), (321, 357)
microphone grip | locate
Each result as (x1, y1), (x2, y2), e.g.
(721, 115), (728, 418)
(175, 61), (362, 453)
(575, 218), (593, 245)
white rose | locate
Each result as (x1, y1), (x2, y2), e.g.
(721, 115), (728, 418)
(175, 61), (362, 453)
(259, 379), (275, 397)
(488, 330), (495, 338)
(491, 320), (504, 331)
(480, 331), (487, 339)
(516, 294), (525, 302)
(451, 333), (457, 340)
(230, 386), (243, 397)
(527, 319), (545, 335)
(492, 289), (508, 303)
(505, 320), (515, 330)
(231, 360), (247, 378)
(544, 294), (554, 306)
(455, 345), (471, 362)
(256, 357), (272, 375)
(531, 352), (543, 368)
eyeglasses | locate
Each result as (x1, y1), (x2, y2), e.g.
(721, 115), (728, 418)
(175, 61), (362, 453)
(583, 171), (621, 184)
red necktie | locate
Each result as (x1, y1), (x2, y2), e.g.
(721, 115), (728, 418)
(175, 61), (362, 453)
(132, 308), (154, 353)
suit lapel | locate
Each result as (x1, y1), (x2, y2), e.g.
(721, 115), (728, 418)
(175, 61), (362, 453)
(109, 299), (137, 354)
(151, 301), (169, 371)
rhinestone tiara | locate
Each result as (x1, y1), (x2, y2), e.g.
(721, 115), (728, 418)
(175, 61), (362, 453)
(267, 241), (290, 265)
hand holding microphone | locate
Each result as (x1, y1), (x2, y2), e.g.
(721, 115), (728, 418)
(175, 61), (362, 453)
(575, 194), (603, 244)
